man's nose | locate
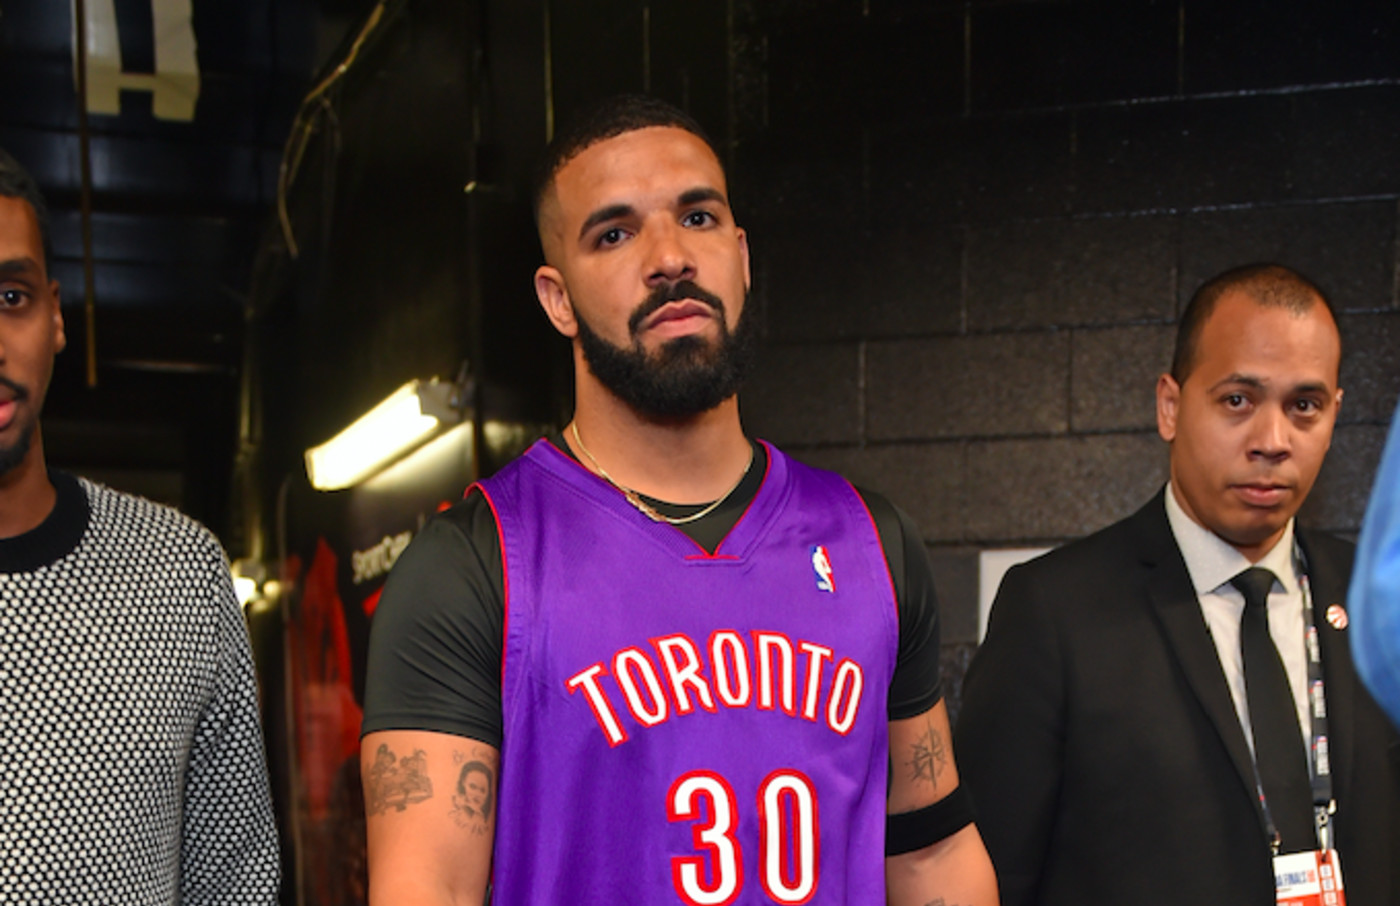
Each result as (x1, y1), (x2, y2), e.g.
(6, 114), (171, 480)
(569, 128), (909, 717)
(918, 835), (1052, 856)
(1248, 406), (1291, 460)
(643, 220), (696, 286)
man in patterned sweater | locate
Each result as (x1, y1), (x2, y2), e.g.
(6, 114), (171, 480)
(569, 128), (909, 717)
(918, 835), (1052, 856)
(0, 148), (279, 902)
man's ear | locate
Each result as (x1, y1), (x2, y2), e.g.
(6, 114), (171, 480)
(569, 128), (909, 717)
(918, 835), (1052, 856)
(1156, 373), (1180, 442)
(1325, 387), (1344, 454)
(50, 280), (65, 353)
(534, 266), (577, 338)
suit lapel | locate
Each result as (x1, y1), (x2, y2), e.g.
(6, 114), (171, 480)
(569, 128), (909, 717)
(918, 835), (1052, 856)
(1297, 531), (1356, 809)
(1134, 493), (1264, 819)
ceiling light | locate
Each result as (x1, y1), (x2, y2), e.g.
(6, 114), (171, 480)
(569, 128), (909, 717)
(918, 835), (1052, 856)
(304, 378), (464, 491)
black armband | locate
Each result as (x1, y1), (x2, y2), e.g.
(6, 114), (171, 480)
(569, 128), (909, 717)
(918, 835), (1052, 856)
(885, 784), (975, 856)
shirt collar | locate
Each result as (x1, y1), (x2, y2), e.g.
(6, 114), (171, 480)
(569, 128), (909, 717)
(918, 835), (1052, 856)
(0, 470), (90, 574)
(1163, 481), (1299, 596)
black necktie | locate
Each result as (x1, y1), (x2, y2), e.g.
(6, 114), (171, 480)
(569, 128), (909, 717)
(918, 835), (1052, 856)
(1232, 567), (1315, 852)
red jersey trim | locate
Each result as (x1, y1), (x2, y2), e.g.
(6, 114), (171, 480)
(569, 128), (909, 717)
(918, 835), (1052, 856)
(703, 439), (776, 560)
(844, 476), (899, 622)
(468, 481), (511, 689)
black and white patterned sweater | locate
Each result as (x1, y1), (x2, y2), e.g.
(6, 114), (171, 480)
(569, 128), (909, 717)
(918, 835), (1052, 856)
(0, 472), (279, 903)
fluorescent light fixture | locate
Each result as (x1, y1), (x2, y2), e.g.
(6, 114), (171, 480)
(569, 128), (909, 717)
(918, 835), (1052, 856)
(304, 378), (463, 491)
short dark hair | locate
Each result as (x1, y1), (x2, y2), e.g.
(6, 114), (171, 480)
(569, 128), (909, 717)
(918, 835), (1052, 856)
(532, 94), (721, 225)
(1171, 263), (1340, 384)
(0, 147), (53, 270)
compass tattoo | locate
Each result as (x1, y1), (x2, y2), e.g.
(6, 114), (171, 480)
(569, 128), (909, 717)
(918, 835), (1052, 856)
(905, 714), (949, 790)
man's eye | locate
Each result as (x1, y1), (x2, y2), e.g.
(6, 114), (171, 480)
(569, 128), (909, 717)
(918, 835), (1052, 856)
(1223, 394), (1246, 408)
(682, 210), (714, 228)
(598, 228), (626, 247)
(0, 289), (26, 307)
(1294, 398), (1318, 414)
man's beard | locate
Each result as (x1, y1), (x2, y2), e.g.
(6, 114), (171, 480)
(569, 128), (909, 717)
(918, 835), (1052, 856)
(575, 280), (757, 420)
(0, 421), (35, 477)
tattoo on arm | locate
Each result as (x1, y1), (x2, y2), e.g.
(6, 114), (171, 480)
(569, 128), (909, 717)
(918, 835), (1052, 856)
(365, 743), (435, 816)
(904, 714), (949, 790)
(449, 747), (498, 836)
(922, 900), (963, 906)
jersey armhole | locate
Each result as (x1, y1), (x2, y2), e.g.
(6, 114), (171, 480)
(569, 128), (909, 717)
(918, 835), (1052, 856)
(467, 482), (510, 690)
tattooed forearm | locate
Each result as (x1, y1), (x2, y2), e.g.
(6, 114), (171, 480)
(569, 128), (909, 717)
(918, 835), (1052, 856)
(922, 900), (964, 906)
(365, 743), (434, 816)
(905, 714), (949, 789)
(449, 747), (498, 836)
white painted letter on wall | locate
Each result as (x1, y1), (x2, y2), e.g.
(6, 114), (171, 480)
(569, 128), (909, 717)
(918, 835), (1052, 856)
(71, 0), (200, 121)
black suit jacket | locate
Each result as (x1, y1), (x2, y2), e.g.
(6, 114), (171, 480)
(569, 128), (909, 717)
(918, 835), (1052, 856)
(956, 490), (1400, 905)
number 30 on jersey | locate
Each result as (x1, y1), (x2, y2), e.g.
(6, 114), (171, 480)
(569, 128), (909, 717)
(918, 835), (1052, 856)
(667, 769), (820, 906)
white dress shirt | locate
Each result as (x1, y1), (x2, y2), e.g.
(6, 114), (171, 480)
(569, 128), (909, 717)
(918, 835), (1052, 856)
(1163, 483), (1312, 760)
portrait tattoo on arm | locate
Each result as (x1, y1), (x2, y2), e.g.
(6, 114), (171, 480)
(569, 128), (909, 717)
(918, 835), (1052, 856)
(904, 713), (949, 790)
(365, 743), (435, 816)
(450, 747), (497, 835)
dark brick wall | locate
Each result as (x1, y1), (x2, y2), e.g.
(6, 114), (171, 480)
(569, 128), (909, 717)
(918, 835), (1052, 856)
(730, 0), (1400, 706)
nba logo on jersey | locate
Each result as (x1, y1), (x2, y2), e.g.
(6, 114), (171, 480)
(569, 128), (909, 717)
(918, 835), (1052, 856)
(811, 545), (836, 593)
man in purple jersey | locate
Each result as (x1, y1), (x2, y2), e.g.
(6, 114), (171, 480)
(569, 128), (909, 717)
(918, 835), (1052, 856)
(361, 96), (998, 905)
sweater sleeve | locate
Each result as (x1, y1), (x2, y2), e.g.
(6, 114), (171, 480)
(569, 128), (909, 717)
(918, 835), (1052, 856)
(179, 538), (280, 905)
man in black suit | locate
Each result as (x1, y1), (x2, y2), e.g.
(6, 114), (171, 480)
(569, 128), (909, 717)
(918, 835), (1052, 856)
(956, 264), (1399, 905)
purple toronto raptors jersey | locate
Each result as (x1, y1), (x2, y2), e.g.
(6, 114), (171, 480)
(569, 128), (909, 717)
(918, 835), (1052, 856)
(476, 440), (898, 905)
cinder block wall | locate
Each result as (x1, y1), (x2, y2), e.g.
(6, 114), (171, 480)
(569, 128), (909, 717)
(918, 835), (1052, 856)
(730, 0), (1400, 717)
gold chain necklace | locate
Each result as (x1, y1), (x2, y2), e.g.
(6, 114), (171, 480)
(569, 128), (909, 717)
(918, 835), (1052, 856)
(570, 421), (753, 525)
